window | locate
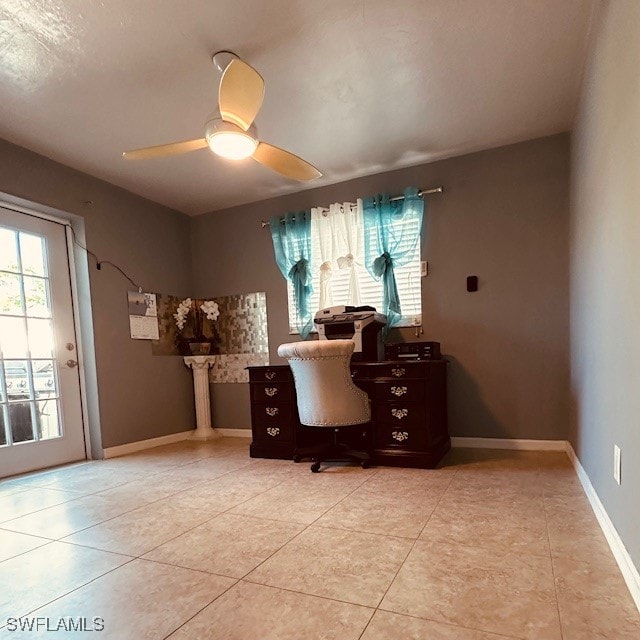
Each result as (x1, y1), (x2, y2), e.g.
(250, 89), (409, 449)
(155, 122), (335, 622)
(286, 207), (422, 333)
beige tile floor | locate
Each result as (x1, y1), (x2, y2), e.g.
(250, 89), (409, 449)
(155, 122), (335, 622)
(0, 439), (638, 639)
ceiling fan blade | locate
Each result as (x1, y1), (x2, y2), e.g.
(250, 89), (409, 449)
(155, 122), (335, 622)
(123, 138), (208, 160)
(252, 142), (322, 181)
(219, 58), (265, 131)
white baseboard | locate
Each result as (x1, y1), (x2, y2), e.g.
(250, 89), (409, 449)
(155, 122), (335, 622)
(103, 428), (252, 458)
(103, 430), (196, 458)
(451, 436), (568, 451)
(217, 428), (252, 438)
(564, 442), (640, 613)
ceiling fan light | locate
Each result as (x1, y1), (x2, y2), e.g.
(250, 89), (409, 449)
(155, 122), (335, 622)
(208, 131), (257, 160)
(205, 117), (258, 160)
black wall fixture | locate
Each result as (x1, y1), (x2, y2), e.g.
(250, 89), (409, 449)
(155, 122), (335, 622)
(467, 276), (478, 292)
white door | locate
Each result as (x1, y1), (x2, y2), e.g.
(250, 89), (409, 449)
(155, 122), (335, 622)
(0, 206), (86, 478)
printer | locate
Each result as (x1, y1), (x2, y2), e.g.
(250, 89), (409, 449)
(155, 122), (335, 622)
(314, 306), (387, 361)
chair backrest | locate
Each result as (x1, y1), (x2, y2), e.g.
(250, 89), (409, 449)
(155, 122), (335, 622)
(277, 339), (371, 427)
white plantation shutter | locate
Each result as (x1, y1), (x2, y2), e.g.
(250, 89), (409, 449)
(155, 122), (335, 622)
(287, 202), (422, 333)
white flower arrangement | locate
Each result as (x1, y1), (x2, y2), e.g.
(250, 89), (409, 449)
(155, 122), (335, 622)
(174, 297), (192, 331)
(200, 300), (220, 321)
(174, 297), (219, 334)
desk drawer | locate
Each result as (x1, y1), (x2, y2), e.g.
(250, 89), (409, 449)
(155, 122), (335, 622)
(250, 382), (292, 402)
(374, 402), (425, 426)
(374, 381), (424, 402)
(249, 367), (291, 383)
(253, 421), (294, 443)
(253, 403), (293, 426)
(374, 424), (428, 450)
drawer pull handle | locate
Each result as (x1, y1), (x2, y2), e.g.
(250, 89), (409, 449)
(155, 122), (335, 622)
(392, 431), (409, 442)
(266, 407), (279, 417)
(390, 386), (408, 397)
(266, 427), (280, 437)
(265, 371), (276, 380)
(265, 387), (278, 397)
(391, 408), (408, 419)
(391, 367), (406, 377)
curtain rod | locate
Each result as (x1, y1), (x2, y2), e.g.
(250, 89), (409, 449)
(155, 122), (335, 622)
(260, 186), (443, 228)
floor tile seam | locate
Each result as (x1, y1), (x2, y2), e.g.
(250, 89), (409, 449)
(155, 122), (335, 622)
(124, 476), (296, 559)
(237, 472), (376, 581)
(0, 486), (221, 540)
(0, 492), (91, 526)
(90, 510), (225, 558)
(355, 608), (377, 640)
(308, 522), (419, 543)
(412, 468), (457, 539)
(177, 472), (294, 520)
(0, 535), (54, 565)
(167, 457), (256, 474)
(135, 555), (241, 580)
(0, 555), (138, 628)
(302, 470), (386, 527)
(541, 484), (566, 640)
(90, 461), (288, 517)
(158, 576), (242, 640)
(373, 468), (456, 610)
(240, 576), (379, 610)
(407, 535), (554, 560)
(1, 462), (91, 487)
(372, 606), (527, 640)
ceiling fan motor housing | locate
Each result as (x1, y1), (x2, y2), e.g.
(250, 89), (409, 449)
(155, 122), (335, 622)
(205, 116), (258, 160)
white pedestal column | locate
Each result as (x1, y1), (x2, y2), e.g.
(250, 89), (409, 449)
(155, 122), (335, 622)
(183, 356), (221, 441)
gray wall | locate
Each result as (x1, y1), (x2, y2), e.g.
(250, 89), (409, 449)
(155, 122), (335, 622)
(571, 1), (640, 569)
(0, 139), (195, 450)
(191, 134), (571, 440)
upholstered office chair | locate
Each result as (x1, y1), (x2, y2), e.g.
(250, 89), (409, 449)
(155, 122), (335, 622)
(277, 339), (372, 472)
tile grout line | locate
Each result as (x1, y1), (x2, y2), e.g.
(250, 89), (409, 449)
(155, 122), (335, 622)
(378, 469), (458, 589)
(231, 467), (382, 584)
(1, 457), (277, 545)
(355, 468), (459, 640)
(0, 554), (138, 631)
(159, 576), (241, 640)
(158, 463), (385, 639)
(541, 477), (567, 640)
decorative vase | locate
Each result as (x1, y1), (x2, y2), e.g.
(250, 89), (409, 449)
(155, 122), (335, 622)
(188, 341), (212, 356)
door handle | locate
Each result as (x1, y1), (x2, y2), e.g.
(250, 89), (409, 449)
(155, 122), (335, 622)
(66, 359), (79, 368)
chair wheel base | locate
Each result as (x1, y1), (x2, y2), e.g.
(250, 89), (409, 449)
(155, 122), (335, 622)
(293, 455), (302, 463)
(311, 461), (321, 473)
(361, 460), (370, 469)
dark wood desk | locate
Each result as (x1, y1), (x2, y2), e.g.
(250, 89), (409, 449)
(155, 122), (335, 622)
(247, 360), (449, 468)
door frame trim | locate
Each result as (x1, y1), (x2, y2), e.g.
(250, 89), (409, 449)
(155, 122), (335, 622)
(0, 194), (93, 460)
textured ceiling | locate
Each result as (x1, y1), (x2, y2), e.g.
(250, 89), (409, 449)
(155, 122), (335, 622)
(0, 0), (596, 214)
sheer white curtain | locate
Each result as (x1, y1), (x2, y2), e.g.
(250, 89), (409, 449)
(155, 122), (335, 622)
(334, 199), (364, 306)
(310, 200), (365, 310)
(311, 206), (337, 309)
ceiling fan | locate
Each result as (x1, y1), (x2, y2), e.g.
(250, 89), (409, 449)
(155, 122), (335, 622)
(123, 51), (321, 182)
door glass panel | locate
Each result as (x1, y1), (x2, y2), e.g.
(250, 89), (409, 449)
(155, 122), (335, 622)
(27, 318), (54, 358)
(0, 223), (63, 449)
(9, 402), (34, 443)
(5, 360), (31, 400)
(0, 272), (23, 315)
(0, 317), (29, 358)
(37, 399), (60, 439)
(0, 408), (6, 446)
(0, 229), (19, 272)
(33, 360), (56, 399)
(19, 232), (47, 277)
(23, 276), (50, 317)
